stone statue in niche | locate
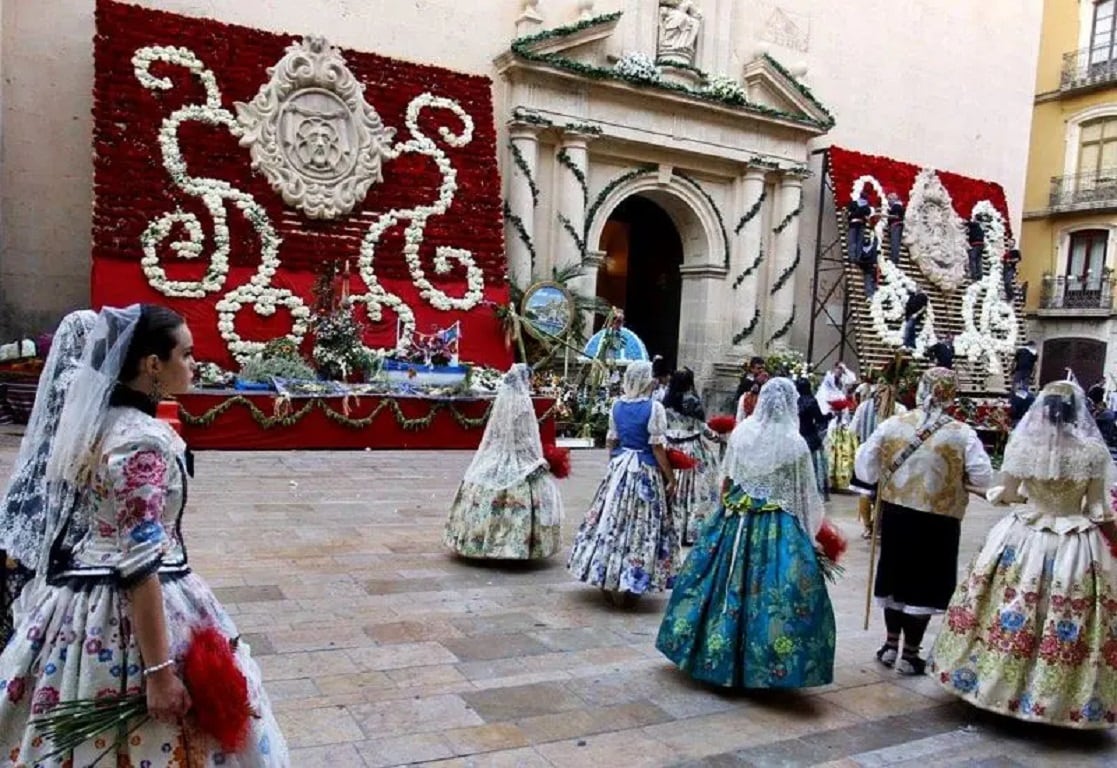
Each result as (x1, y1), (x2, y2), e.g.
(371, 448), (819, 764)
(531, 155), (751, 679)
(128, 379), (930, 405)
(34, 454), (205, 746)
(236, 36), (396, 220)
(658, 0), (703, 66)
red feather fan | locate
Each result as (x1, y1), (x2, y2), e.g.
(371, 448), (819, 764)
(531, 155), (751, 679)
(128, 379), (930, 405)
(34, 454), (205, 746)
(706, 414), (737, 434)
(542, 444), (571, 479)
(815, 518), (848, 564)
(667, 448), (699, 471)
(182, 626), (254, 753)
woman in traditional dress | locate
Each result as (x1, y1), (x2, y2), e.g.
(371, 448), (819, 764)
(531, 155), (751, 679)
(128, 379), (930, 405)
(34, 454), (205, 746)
(663, 368), (722, 545)
(0, 310), (97, 643)
(568, 361), (679, 603)
(444, 363), (563, 559)
(656, 377), (836, 688)
(932, 380), (1117, 728)
(0, 305), (288, 765)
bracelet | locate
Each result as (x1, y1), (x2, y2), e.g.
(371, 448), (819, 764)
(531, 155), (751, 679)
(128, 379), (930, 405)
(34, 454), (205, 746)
(142, 659), (176, 677)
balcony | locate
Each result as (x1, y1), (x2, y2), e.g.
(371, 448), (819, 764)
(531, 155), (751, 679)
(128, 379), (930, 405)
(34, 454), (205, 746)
(1038, 275), (1114, 313)
(1060, 47), (1117, 93)
(1048, 170), (1117, 212)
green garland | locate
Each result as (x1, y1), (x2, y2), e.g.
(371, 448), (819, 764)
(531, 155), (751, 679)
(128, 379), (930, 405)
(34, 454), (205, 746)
(762, 54), (835, 127)
(768, 308), (796, 344)
(558, 213), (586, 259)
(503, 201), (537, 270)
(675, 171), (730, 270)
(734, 189), (766, 235)
(584, 165), (656, 238)
(180, 394), (559, 432)
(732, 309), (761, 345)
(510, 14), (832, 130)
(509, 141), (540, 207)
(772, 203), (802, 235)
(556, 148), (589, 206)
(770, 245), (801, 295)
(563, 121), (603, 136)
(732, 245), (764, 290)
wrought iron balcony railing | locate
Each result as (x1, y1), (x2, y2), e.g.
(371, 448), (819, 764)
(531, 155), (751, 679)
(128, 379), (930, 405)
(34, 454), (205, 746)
(1038, 275), (1114, 311)
(1048, 169), (1117, 209)
(1060, 47), (1117, 91)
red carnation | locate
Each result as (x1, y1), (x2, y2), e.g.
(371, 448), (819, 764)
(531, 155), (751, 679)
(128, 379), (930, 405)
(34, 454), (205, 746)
(667, 449), (699, 470)
(182, 626), (253, 753)
(542, 444), (571, 479)
(815, 518), (848, 564)
(706, 415), (736, 434)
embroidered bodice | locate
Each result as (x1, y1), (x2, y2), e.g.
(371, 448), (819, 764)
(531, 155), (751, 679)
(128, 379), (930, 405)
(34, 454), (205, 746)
(989, 474), (1110, 534)
(60, 407), (189, 585)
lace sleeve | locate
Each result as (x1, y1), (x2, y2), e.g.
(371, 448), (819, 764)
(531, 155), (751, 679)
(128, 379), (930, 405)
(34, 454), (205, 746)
(106, 439), (172, 587)
(1085, 476), (1110, 523)
(648, 401), (668, 446)
(854, 428), (882, 484)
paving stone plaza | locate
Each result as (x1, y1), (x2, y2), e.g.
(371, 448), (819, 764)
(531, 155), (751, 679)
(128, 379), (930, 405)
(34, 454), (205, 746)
(1, 433), (1112, 768)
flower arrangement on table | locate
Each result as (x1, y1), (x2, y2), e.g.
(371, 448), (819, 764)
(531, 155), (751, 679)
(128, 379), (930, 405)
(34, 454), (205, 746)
(236, 338), (317, 391)
(945, 396), (1011, 433)
(312, 301), (380, 383)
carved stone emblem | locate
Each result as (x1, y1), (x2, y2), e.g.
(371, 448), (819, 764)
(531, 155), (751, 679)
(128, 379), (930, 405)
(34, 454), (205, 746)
(236, 36), (395, 219)
(657, 0), (703, 67)
(905, 169), (969, 293)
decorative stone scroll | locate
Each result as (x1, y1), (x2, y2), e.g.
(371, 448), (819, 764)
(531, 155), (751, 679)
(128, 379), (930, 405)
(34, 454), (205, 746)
(235, 36), (396, 219)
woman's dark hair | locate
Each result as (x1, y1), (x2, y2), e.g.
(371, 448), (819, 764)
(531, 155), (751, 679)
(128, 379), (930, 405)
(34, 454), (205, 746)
(795, 377), (813, 397)
(652, 355), (671, 379)
(663, 368), (695, 411)
(119, 304), (185, 382)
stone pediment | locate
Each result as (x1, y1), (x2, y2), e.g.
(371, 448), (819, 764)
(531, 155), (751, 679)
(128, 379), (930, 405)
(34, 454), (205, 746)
(497, 12), (833, 135)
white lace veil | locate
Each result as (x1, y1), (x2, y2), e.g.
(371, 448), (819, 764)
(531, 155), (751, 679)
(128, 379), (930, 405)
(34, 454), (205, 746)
(723, 377), (825, 536)
(622, 361), (654, 399)
(462, 363), (550, 492)
(42, 305), (142, 563)
(1001, 379), (1117, 484)
(0, 310), (97, 568)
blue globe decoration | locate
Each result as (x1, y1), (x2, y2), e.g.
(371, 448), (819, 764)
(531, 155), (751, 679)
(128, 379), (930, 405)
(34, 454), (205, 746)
(581, 327), (649, 362)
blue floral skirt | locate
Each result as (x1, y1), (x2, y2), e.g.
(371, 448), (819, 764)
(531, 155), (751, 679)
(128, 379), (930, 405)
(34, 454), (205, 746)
(656, 487), (835, 689)
(567, 452), (679, 595)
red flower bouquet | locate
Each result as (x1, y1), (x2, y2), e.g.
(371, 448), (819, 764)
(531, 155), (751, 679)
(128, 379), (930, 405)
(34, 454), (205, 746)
(31, 626), (255, 760)
(542, 444), (571, 479)
(667, 449), (699, 470)
(706, 414), (736, 435)
(828, 397), (856, 413)
(814, 518), (848, 582)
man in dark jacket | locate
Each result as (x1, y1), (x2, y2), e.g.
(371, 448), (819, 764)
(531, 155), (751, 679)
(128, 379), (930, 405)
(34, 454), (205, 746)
(1012, 341), (1037, 391)
(847, 195), (872, 263)
(966, 218), (986, 281)
(927, 335), (955, 369)
(902, 291), (929, 349)
(796, 377), (831, 500)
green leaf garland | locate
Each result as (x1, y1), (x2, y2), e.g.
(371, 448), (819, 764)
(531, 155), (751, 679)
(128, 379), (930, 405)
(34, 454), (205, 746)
(768, 307), (796, 344)
(732, 245), (764, 290)
(732, 309), (761, 345)
(769, 245), (801, 295)
(509, 141), (540, 207)
(734, 189), (766, 235)
(556, 148), (589, 206)
(675, 171), (730, 270)
(503, 201), (537, 270)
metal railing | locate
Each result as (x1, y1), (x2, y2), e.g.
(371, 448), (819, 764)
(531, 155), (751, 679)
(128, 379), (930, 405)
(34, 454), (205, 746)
(1061, 47), (1117, 91)
(1049, 169), (1117, 209)
(1038, 275), (1114, 310)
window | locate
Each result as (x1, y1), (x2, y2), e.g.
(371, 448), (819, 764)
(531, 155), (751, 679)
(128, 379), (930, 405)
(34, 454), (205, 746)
(1067, 229), (1108, 286)
(1091, 0), (1117, 66)
(1077, 116), (1117, 176)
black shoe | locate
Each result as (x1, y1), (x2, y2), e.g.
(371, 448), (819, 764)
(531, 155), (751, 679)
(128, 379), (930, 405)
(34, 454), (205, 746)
(897, 654), (927, 676)
(875, 644), (898, 668)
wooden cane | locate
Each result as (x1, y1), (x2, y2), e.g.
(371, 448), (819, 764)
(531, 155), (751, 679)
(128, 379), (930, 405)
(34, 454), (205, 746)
(863, 490), (883, 631)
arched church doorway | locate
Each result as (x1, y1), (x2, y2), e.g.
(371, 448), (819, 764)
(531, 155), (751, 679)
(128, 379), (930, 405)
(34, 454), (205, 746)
(595, 195), (684, 367)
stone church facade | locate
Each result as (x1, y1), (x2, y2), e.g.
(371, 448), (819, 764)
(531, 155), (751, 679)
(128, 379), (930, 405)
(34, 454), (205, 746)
(0, 0), (1042, 402)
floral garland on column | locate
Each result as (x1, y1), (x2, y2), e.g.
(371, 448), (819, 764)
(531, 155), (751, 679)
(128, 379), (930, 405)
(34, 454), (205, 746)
(954, 201), (1018, 375)
(857, 174), (938, 356)
(132, 46), (311, 361)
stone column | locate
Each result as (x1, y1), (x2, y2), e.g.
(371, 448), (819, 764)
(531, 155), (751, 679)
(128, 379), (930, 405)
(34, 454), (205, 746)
(505, 123), (540, 289)
(554, 131), (592, 274)
(729, 166), (768, 357)
(766, 172), (805, 349)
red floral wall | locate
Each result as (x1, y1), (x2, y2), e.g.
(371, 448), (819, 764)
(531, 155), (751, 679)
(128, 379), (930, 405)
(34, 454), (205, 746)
(828, 146), (1013, 235)
(91, 0), (510, 370)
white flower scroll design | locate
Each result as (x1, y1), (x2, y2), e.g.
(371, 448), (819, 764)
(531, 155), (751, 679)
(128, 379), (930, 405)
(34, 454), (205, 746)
(855, 175), (938, 356)
(954, 201), (1018, 376)
(132, 46), (311, 363)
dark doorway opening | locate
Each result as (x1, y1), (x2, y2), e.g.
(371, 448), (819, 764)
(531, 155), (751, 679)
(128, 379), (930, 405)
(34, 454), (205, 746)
(595, 196), (683, 367)
(1040, 337), (1106, 388)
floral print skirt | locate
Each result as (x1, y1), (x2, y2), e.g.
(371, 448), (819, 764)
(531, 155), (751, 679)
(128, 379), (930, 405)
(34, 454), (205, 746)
(656, 488), (835, 689)
(666, 436), (721, 546)
(0, 572), (289, 766)
(567, 453), (679, 595)
(443, 474), (563, 560)
(931, 512), (1117, 728)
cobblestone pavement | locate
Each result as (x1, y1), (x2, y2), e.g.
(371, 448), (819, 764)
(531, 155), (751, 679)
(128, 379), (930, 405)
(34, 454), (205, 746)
(0, 432), (1114, 767)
